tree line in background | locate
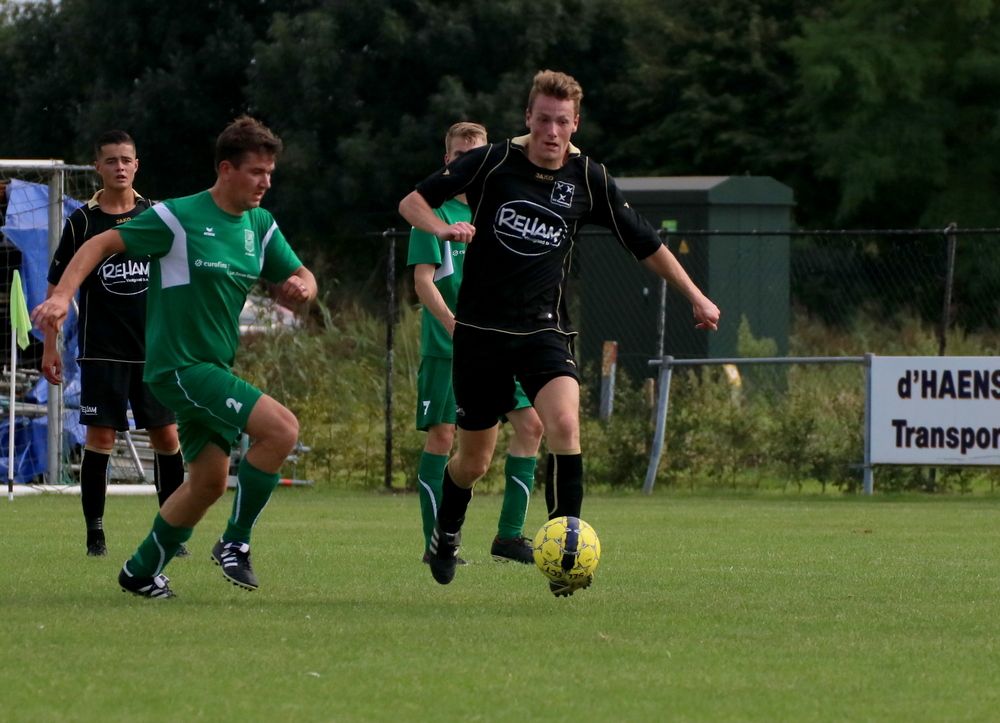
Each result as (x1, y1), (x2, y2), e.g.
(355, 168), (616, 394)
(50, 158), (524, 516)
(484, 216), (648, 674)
(3, 0), (1000, 309)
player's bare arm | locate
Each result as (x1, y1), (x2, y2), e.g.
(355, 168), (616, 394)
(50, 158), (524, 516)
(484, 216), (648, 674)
(275, 265), (318, 307)
(640, 245), (721, 331)
(413, 263), (456, 335)
(399, 190), (475, 243)
(40, 283), (64, 385)
(31, 229), (126, 335)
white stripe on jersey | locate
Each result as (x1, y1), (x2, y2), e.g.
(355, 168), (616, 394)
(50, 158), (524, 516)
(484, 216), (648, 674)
(152, 204), (191, 288)
(259, 221), (278, 273)
(433, 240), (454, 282)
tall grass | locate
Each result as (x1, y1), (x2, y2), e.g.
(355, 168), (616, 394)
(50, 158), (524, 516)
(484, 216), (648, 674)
(235, 300), (1000, 493)
(236, 301), (398, 488)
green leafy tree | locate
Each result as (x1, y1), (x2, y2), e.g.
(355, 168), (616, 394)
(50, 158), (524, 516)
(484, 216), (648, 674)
(790, 0), (1000, 329)
(247, 0), (633, 290)
(0, 1), (77, 156)
(608, 0), (833, 223)
(0, 0), (296, 196)
(789, 0), (1000, 228)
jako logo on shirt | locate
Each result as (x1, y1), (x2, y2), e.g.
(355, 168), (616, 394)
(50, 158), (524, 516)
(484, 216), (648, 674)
(494, 200), (568, 257)
(99, 254), (149, 296)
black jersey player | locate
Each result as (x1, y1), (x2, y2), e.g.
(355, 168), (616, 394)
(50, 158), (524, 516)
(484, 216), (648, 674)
(43, 131), (184, 557)
(399, 70), (721, 595)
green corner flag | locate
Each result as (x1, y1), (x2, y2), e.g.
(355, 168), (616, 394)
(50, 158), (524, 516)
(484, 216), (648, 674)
(10, 269), (31, 351)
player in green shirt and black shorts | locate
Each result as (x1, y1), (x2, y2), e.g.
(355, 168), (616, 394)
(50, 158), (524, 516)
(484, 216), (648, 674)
(408, 122), (543, 565)
(33, 117), (318, 599)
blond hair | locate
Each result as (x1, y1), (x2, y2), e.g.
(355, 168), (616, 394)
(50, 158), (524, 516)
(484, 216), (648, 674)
(445, 122), (488, 155)
(527, 70), (583, 114)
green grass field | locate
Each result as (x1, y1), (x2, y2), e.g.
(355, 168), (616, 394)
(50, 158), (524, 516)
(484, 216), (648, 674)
(3, 489), (1000, 722)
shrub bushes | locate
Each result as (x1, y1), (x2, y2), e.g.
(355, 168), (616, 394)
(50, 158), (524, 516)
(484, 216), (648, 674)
(235, 299), (1000, 493)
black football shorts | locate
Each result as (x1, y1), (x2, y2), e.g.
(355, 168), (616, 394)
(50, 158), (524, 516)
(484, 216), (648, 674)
(451, 325), (579, 431)
(79, 360), (176, 431)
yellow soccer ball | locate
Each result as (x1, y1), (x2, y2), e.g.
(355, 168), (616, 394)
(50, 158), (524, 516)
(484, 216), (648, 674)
(532, 516), (600, 590)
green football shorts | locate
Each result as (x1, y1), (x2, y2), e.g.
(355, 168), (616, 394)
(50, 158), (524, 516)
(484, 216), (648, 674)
(148, 363), (263, 463)
(416, 356), (531, 431)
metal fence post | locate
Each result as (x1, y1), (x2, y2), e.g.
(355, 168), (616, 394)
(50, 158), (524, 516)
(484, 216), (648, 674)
(643, 355), (674, 494)
(383, 229), (396, 490)
(656, 278), (667, 359)
(863, 352), (874, 495)
(599, 341), (618, 421)
(938, 222), (957, 357)
(46, 169), (64, 484)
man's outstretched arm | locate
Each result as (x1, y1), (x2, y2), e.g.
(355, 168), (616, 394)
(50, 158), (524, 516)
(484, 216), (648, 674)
(641, 245), (721, 331)
(399, 190), (475, 243)
(31, 229), (125, 335)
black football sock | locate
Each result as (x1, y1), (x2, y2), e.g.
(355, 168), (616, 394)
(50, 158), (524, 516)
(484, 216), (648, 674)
(153, 449), (185, 508)
(86, 517), (105, 546)
(545, 452), (584, 519)
(437, 467), (473, 535)
(80, 447), (111, 533)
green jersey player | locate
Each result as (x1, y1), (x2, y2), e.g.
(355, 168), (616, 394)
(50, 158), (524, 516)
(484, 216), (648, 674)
(407, 122), (542, 566)
(33, 117), (317, 598)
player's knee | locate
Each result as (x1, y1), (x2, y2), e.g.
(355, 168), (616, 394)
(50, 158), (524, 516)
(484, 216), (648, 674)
(454, 450), (491, 482)
(148, 425), (179, 451)
(189, 475), (227, 504)
(426, 425), (455, 453)
(86, 427), (117, 450)
(516, 414), (544, 448)
(267, 408), (299, 456)
(545, 410), (580, 447)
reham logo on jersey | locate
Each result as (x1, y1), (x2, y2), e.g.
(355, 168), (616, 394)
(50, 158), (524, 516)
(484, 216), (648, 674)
(99, 254), (149, 296)
(494, 200), (568, 257)
(244, 229), (255, 256)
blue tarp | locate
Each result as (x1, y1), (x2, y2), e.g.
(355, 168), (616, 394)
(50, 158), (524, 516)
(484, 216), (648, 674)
(1, 179), (86, 481)
(0, 416), (48, 483)
(2, 179), (82, 324)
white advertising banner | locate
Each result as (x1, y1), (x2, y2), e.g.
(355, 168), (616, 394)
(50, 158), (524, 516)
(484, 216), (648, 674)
(871, 356), (1000, 465)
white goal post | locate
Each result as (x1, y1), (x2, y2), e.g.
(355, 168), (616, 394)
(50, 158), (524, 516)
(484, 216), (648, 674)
(1, 159), (98, 485)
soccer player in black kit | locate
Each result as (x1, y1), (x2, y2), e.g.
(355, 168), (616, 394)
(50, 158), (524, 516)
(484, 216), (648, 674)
(42, 130), (184, 557)
(399, 70), (721, 595)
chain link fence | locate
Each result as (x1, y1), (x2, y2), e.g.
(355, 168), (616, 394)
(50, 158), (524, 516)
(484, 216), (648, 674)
(385, 226), (1000, 383)
(573, 227), (999, 374)
(382, 227), (1000, 491)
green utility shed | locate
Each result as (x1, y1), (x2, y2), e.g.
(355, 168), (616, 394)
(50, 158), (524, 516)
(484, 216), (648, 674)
(578, 175), (794, 381)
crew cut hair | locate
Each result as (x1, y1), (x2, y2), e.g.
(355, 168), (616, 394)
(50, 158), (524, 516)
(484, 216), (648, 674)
(445, 122), (488, 155)
(215, 115), (283, 169)
(527, 70), (583, 115)
(94, 130), (136, 160)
